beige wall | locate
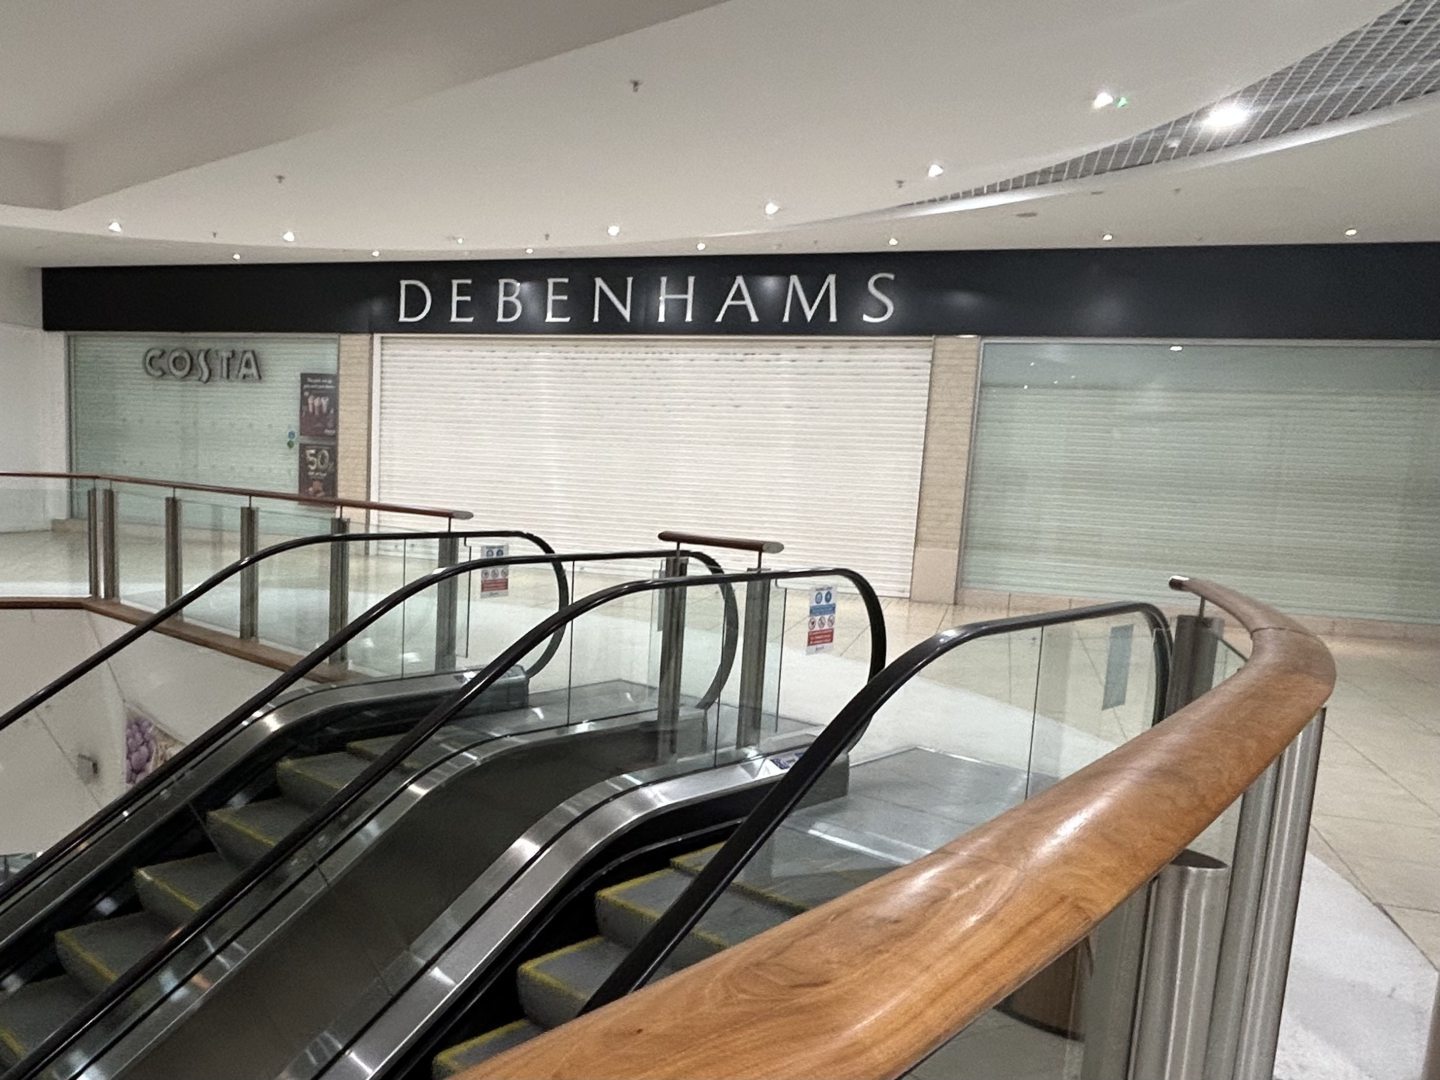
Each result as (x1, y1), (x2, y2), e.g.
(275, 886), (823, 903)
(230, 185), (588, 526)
(908, 336), (980, 603)
(336, 334), (371, 505)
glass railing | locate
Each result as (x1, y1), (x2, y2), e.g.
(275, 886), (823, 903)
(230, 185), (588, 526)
(0, 471), (472, 617)
(7, 557), (883, 1080)
(572, 601), (1172, 1078)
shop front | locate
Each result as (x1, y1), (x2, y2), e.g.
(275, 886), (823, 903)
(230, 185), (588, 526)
(42, 244), (1440, 626)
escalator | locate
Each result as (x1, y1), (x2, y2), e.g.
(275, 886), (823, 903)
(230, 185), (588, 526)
(0, 541), (770, 1078)
(328, 600), (1170, 1080)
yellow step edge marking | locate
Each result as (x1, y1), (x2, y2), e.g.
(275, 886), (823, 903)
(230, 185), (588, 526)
(55, 931), (120, 984)
(1, 1026), (25, 1058)
(433, 1019), (531, 1070)
(518, 937), (608, 1003)
(135, 868), (202, 914)
(208, 809), (282, 846)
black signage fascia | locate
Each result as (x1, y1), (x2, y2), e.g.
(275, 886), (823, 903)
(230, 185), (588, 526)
(41, 244), (1440, 340)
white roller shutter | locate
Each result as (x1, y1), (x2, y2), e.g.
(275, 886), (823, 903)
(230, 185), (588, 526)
(375, 337), (931, 594)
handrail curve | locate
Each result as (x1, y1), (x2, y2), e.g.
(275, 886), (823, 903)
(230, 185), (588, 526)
(458, 577), (1334, 1080)
(0, 470), (472, 520)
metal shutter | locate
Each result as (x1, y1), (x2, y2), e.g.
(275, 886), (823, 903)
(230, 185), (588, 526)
(374, 337), (931, 595)
(961, 341), (1440, 623)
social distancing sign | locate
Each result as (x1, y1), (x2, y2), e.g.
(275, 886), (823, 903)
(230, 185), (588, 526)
(807, 584), (836, 653)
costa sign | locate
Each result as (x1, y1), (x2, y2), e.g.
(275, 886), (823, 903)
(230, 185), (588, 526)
(142, 347), (261, 383)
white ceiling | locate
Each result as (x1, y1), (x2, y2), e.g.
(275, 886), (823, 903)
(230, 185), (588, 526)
(0, 0), (1432, 267)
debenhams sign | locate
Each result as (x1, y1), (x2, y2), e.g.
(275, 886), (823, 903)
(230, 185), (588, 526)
(391, 268), (898, 332)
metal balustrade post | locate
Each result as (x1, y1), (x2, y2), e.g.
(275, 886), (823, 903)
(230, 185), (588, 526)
(163, 496), (183, 605)
(1203, 760), (1280, 1080)
(1231, 711), (1325, 1080)
(1130, 851), (1231, 1080)
(434, 534), (460, 672)
(1423, 977), (1440, 1080)
(328, 517), (350, 667)
(101, 488), (118, 600)
(238, 506), (259, 640)
(735, 577), (772, 749)
(1080, 888), (1151, 1080)
(1166, 613), (1224, 716)
(85, 487), (101, 598)
(656, 554), (690, 753)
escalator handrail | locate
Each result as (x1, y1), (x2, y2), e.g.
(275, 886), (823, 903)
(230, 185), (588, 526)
(4, 550), (789, 1080)
(0, 528), (565, 906)
(582, 599), (1172, 1013)
(0, 528), (562, 734)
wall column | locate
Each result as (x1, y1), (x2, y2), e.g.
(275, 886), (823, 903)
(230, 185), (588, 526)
(335, 334), (372, 510)
(908, 335), (980, 603)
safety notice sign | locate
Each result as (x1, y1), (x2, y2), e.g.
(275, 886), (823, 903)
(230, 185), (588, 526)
(479, 542), (509, 597)
(806, 584), (836, 653)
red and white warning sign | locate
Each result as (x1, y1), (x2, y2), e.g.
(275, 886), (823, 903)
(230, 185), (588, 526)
(479, 542), (509, 597)
(806, 584), (836, 654)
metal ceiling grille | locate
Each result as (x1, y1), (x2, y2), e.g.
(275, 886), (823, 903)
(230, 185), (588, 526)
(913, 0), (1440, 205)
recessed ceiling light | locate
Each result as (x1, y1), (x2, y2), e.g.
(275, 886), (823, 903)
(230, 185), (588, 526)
(927, 162), (945, 179)
(106, 220), (123, 234)
(1101, 232), (1114, 241)
(525, 246), (535, 254)
(454, 236), (464, 244)
(370, 250), (380, 257)
(888, 237), (899, 246)
(1203, 102), (1250, 129)
(281, 230), (296, 243)
(231, 252), (241, 261)
(764, 200), (780, 217)
(1344, 228), (1358, 237)
(695, 241), (707, 251)
(1169, 345), (1184, 352)
(1092, 90), (1115, 110)
(607, 224), (621, 237)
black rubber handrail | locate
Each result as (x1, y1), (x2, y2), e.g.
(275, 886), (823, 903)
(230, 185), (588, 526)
(4, 550), (776, 1080)
(583, 600), (1171, 1012)
(0, 528), (565, 906)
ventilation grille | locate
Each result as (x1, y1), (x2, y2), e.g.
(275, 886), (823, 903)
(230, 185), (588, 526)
(913, 0), (1440, 204)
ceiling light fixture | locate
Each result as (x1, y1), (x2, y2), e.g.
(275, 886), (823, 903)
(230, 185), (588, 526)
(927, 162), (945, 179)
(106, 220), (123, 234)
(1169, 345), (1184, 352)
(764, 200), (780, 217)
(281, 230), (296, 243)
(607, 224), (621, 237)
(525, 246), (535, 254)
(1101, 232), (1114, 241)
(454, 236), (464, 244)
(696, 242), (707, 251)
(1344, 228), (1358, 237)
(370, 250), (381, 257)
(1203, 102), (1250, 130)
(1091, 90), (1115, 110)
(888, 237), (899, 246)
(231, 252), (241, 261)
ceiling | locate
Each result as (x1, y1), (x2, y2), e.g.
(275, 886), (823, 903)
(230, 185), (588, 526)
(0, 0), (1434, 267)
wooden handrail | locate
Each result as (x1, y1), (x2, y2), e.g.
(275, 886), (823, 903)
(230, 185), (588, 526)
(461, 576), (1334, 1080)
(0, 471), (471, 520)
(657, 530), (785, 555)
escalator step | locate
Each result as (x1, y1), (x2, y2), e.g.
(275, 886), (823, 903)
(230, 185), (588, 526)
(431, 1019), (541, 1078)
(206, 798), (313, 865)
(516, 937), (674, 1031)
(276, 751), (373, 810)
(345, 726), (474, 763)
(55, 912), (172, 995)
(596, 868), (792, 968)
(671, 833), (893, 914)
(134, 852), (238, 926)
(0, 976), (91, 1067)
